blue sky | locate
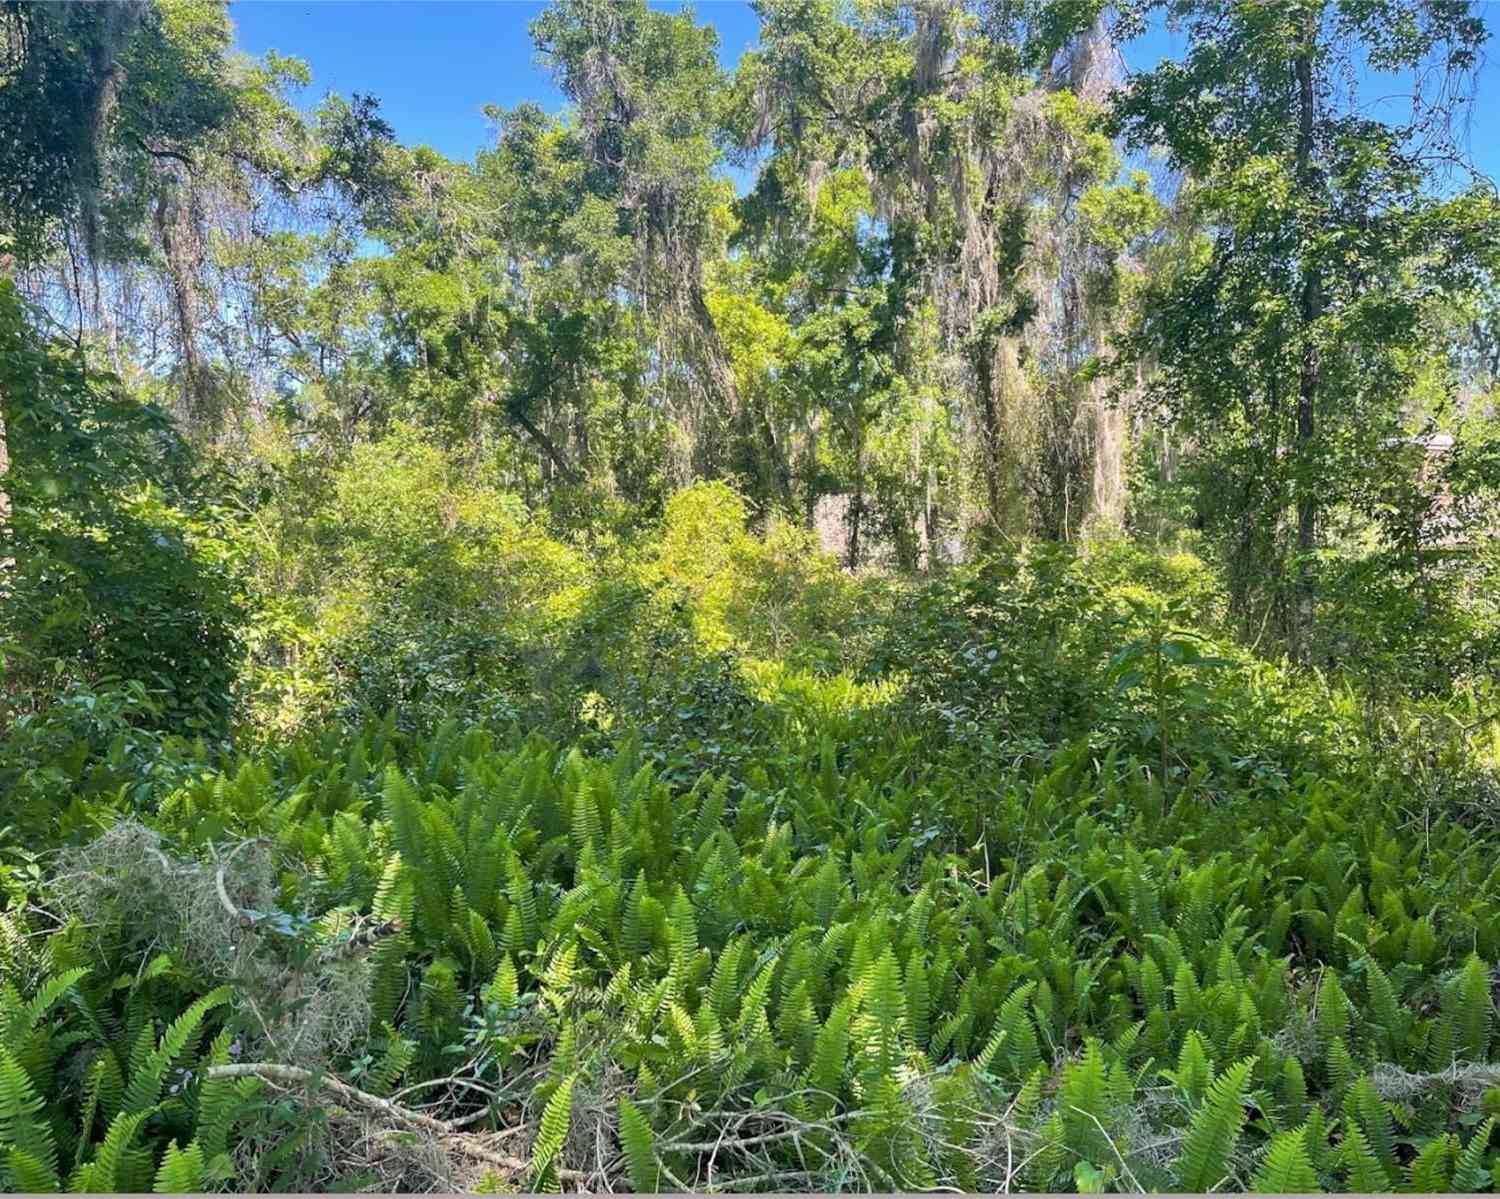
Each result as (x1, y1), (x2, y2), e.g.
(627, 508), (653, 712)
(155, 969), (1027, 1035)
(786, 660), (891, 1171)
(230, 0), (1500, 183)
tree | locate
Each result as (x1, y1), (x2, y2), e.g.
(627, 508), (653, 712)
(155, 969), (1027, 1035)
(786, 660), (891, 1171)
(0, 281), (243, 730)
(1113, 0), (1500, 659)
(531, 0), (792, 506)
(732, 0), (1155, 553)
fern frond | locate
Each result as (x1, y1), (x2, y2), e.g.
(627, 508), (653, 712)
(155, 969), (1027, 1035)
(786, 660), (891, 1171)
(367, 1023), (418, 1097)
(1060, 1039), (1115, 1164)
(808, 996), (855, 1106)
(1278, 1055), (1308, 1125)
(1343, 1075), (1397, 1185)
(1452, 1116), (1496, 1193)
(975, 1026), (1008, 1076)
(152, 1139), (206, 1193)
(1325, 1034), (1357, 1103)
(76, 1049), (124, 1166)
(3, 968), (88, 1053)
(196, 1033), (257, 1166)
(121, 987), (231, 1116)
(995, 982), (1041, 1081)
(1450, 956), (1492, 1064)
(70, 1108), (153, 1192)
(905, 953), (931, 1050)
(484, 956), (520, 1013)
(854, 947), (905, 1086)
(528, 1072), (576, 1191)
(1362, 955), (1403, 1058)
(1174, 1056), (1256, 1192)
(1337, 1124), (1389, 1193)
(1406, 1133), (1457, 1192)
(6, 1146), (61, 1193)
(1164, 1029), (1215, 1106)
(617, 1095), (659, 1193)
(0, 1046), (57, 1187)
(1249, 1127), (1319, 1194)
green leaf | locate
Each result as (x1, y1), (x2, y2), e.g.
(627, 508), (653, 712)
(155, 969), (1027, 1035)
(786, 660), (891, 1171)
(1175, 1057), (1256, 1191)
(528, 1072), (575, 1191)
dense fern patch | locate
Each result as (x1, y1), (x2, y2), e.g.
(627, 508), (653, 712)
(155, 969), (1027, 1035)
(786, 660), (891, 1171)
(4, 546), (1500, 1191)
(7, 690), (1500, 1187)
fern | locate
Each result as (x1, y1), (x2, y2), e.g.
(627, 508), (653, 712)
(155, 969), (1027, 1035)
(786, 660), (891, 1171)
(854, 947), (905, 1088)
(1337, 1124), (1389, 1193)
(1452, 1116), (1496, 1193)
(1250, 1126), (1320, 1193)
(1278, 1055), (1308, 1125)
(196, 1032), (256, 1170)
(1325, 1034), (1357, 1102)
(1164, 1029), (1215, 1106)
(1343, 1075), (1397, 1185)
(570, 767), (602, 857)
(77, 1050), (124, 1163)
(484, 955), (520, 1012)
(1174, 959), (1204, 1022)
(1316, 970), (1349, 1051)
(152, 1139), (206, 1193)
(32, 662), (1500, 1192)
(6, 1146), (61, 1193)
(995, 982), (1041, 1081)
(70, 1109), (154, 1192)
(1174, 1056), (1256, 1191)
(465, 908), (498, 977)
(905, 952), (931, 1049)
(0, 1048), (58, 1192)
(808, 996), (855, 1107)
(708, 937), (746, 1022)
(974, 1025), (1009, 1076)
(1138, 953), (1166, 1011)
(120, 987), (231, 1116)
(1450, 956), (1493, 1064)
(529, 1072), (576, 1191)
(617, 1095), (659, 1192)
(1060, 1039), (1115, 1165)
(2, 968), (88, 1053)
(367, 1022), (418, 1097)
(508, 850), (540, 953)
(1362, 955), (1404, 1059)
(1407, 1133), (1458, 1192)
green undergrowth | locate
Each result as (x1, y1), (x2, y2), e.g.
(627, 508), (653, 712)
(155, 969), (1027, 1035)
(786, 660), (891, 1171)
(4, 541), (1500, 1192)
(4, 720), (1500, 1187)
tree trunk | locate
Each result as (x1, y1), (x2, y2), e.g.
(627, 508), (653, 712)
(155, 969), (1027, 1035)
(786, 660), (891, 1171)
(804, 422), (819, 531)
(1293, 16), (1323, 662)
(848, 421), (865, 571)
(973, 345), (1005, 533)
(924, 461), (942, 571)
(0, 386), (9, 576)
(688, 281), (792, 507)
(495, 391), (581, 485)
(155, 170), (214, 435)
(0, 272), (20, 580)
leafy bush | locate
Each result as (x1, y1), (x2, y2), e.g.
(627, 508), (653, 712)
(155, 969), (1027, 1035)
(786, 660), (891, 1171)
(0, 282), (245, 735)
(1315, 545), (1500, 694)
(7, 432), (1500, 1191)
(650, 481), (874, 671)
(240, 426), (590, 733)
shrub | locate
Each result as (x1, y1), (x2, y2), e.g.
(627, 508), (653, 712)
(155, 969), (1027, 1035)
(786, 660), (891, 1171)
(0, 282), (245, 735)
(650, 480), (871, 670)
(240, 426), (590, 733)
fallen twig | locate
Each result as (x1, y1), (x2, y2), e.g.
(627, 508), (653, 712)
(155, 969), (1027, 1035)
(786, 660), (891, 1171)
(204, 1062), (588, 1183)
(214, 838), (269, 926)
